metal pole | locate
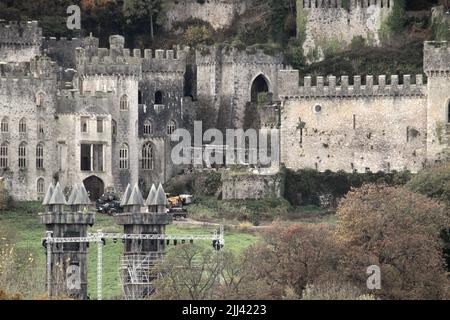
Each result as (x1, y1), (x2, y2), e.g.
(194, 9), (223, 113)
(97, 230), (103, 301)
(46, 231), (53, 298)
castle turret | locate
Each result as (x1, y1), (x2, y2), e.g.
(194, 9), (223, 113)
(424, 41), (450, 162)
(0, 21), (42, 63)
(115, 183), (172, 299)
(39, 182), (95, 299)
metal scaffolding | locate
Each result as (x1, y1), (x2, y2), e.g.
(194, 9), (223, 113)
(44, 227), (224, 300)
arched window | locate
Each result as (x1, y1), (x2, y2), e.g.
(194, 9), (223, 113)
(447, 101), (450, 123)
(36, 143), (44, 169)
(18, 142), (27, 168)
(143, 120), (153, 135)
(37, 119), (45, 135)
(120, 95), (129, 111)
(119, 144), (129, 170)
(19, 118), (27, 133)
(251, 74), (269, 103)
(155, 91), (163, 105)
(0, 142), (8, 169)
(36, 92), (45, 108)
(167, 120), (176, 135)
(142, 142), (154, 170)
(1, 117), (8, 133)
(37, 178), (45, 194)
(112, 119), (117, 137)
(138, 90), (143, 105)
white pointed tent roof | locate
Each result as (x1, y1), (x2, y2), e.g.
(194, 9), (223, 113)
(42, 183), (55, 206)
(154, 183), (169, 206)
(127, 184), (144, 206)
(48, 182), (67, 205)
(120, 184), (131, 207)
(67, 184), (79, 205)
(74, 184), (92, 205)
(145, 184), (157, 206)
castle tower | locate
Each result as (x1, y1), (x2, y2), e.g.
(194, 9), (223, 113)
(115, 183), (172, 299)
(424, 41), (450, 162)
(76, 35), (141, 191)
(39, 183), (95, 299)
(0, 21), (42, 63)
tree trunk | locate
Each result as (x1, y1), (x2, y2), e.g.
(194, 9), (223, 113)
(150, 14), (154, 42)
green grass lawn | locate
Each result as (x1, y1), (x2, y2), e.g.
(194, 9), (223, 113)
(0, 202), (259, 299)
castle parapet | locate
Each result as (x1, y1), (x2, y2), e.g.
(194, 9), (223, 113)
(76, 35), (187, 75)
(278, 70), (426, 99)
(424, 41), (450, 75)
(0, 20), (42, 45)
(300, 0), (393, 9)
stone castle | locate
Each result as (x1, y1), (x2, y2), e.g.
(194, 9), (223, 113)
(0, 17), (449, 201)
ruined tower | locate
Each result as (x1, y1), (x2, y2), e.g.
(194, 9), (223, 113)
(424, 41), (450, 162)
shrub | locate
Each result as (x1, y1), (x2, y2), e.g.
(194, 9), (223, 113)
(0, 179), (13, 211)
(284, 169), (412, 207)
(247, 223), (341, 298)
(183, 25), (212, 47)
(406, 161), (450, 205)
(301, 282), (376, 300)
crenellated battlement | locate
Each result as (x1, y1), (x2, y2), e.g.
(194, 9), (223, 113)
(76, 35), (187, 75)
(424, 41), (450, 75)
(0, 20), (42, 45)
(278, 70), (426, 99)
(0, 56), (57, 81)
(300, 0), (393, 10)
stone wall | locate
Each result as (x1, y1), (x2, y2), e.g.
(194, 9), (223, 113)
(298, 0), (393, 62)
(424, 41), (450, 162)
(164, 0), (250, 31)
(0, 57), (58, 200)
(222, 171), (284, 200)
(279, 72), (429, 173)
(0, 21), (42, 63)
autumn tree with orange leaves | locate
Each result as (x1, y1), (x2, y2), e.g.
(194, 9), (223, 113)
(336, 184), (450, 300)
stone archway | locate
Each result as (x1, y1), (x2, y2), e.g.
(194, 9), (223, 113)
(251, 74), (270, 103)
(83, 176), (104, 201)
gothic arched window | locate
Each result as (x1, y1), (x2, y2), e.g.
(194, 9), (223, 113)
(119, 144), (129, 170)
(447, 101), (450, 123)
(112, 119), (117, 137)
(166, 120), (176, 135)
(1, 117), (8, 133)
(36, 92), (45, 108)
(36, 143), (44, 169)
(0, 142), (8, 168)
(37, 178), (45, 194)
(37, 119), (45, 135)
(155, 91), (163, 105)
(120, 94), (129, 111)
(19, 118), (27, 133)
(18, 142), (27, 168)
(143, 120), (153, 135)
(142, 142), (154, 170)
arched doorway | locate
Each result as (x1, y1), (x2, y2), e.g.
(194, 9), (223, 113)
(83, 176), (104, 201)
(251, 74), (269, 103)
